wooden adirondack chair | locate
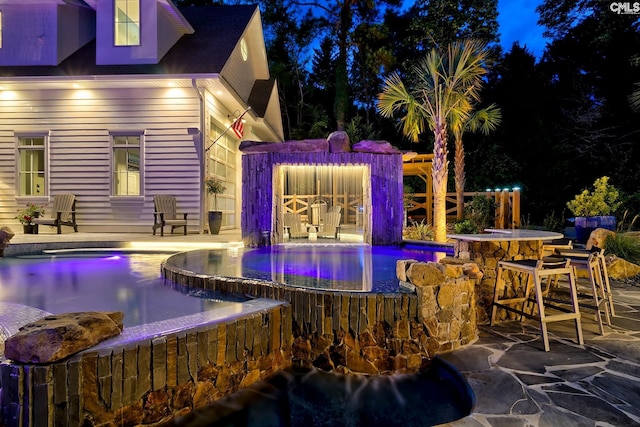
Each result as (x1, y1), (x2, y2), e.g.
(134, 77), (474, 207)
(283, 212), (309, 239)
(32, 193), (78, 234)
(318, 212), (341, 239)
(152, 195), (188, 236)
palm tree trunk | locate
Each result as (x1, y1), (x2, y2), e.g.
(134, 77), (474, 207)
(454, 134), (465, 221)
(432, 121), (449, 242)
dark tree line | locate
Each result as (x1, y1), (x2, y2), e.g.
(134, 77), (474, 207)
(175, 0), (640, 224)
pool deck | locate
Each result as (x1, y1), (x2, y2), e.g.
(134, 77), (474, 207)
(3, 231), (640, 426)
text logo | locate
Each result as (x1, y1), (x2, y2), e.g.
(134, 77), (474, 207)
(610, 2), (640, 14)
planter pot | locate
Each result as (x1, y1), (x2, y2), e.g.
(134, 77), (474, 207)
(208, 211), (223, 235)
(23, 224), (36, 234)
(574, 215), (616, 244)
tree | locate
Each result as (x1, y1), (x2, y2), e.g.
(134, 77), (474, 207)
(377, 39), (491, 242)
(451, 104), (501, 220)
(537, 0), (640, 198)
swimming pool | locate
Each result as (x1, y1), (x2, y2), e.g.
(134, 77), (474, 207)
(168, 244), (452, 293)
(0, 252), (247, 327)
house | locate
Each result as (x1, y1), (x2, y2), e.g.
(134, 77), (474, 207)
(0, 0), (284, 234)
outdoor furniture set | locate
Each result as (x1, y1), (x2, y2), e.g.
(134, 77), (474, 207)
(448, 229), (615, 352)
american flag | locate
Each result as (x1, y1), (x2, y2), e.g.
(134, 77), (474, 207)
(232, 112), (246, 139)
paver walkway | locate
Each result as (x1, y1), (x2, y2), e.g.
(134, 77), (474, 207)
(442, 279), (640, 426)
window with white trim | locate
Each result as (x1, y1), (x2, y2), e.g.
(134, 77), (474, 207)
(17, 136), (46, 196)
(112, 134), (142, 196)
(114, 0), (140, 46)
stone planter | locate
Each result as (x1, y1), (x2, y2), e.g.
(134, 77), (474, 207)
(574, 215), (616, 244)
(208, 211), (223, 235)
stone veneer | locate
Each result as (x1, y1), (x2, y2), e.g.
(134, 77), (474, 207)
(1, 303), (292, 426)
(162, 256), (478, 375)
(1, 253), (479, 426)
(450, 239), (542, 324)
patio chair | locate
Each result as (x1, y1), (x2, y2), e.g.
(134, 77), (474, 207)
(318, 212), (341, 239)
(152, 195), (188, 236)
(31, 193), (78, 234)
(328, 205), (342, 215)
(283, 212), (309, 239)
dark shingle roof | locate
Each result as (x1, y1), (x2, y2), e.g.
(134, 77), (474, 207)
(0, 5), (257, 77)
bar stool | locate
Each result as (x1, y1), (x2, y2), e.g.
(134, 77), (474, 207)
(554, 247), (615, 331)
(491, 257), (584, 351)
(542, 238), (573, 258)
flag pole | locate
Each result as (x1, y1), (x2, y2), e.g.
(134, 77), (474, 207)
(205, 106), (251, 152)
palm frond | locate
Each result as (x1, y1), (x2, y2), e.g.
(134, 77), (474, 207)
(467, 104), (502, 134)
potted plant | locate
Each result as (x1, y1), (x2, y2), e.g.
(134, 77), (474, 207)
(15, 203), (45, 234)
(205, 175), (226, 235)
(567, 176), (621, 243)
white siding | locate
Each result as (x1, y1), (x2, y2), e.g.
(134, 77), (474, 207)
(96, 0), (160, 65)
(57, 3), (97, 63)
(220, 10), (269, 102)
(0, 5), (59, 66)
(156, 3), (183, 60)
(0, 86), (203, 233)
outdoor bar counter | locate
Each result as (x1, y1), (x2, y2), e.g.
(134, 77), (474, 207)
(446, 229), (563, 323)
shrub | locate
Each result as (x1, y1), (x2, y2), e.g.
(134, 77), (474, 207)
(567, 176), (621, 217)
(617, 210), (639, 232)
(403, 219), (434, 241)
(605, 233), (640, 265)
(454, 219), (478, 234)
(464, 195), (496, 231)
(543, 210), (566, 233)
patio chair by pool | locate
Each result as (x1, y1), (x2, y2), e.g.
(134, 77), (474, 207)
(328, 205), (342, 215)
(152, 195), (188, 236)
(283, 212), (309, 239)
(32, 193), (78, 234)
(318, 212), (341, 239)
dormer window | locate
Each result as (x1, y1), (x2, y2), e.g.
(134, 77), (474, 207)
(114, 0), (140, 46)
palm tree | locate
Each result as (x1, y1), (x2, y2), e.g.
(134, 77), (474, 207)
(377, 39), (491, 242)
(451, 104), (501, 220)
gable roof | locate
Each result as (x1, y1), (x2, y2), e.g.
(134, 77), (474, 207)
(248, 78), (276, 117)
(0, 5), (257, 77)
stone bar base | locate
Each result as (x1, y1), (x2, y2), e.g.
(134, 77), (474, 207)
(451, 239), (543, 324)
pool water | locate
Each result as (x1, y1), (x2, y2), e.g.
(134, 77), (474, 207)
(0, 252), (247, 327)
(168, 244), (451, 293)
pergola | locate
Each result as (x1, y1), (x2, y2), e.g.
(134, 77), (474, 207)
(402, 153), (434, 224)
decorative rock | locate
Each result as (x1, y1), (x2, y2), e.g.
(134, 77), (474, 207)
(0, 226), (15, 257)
(396, 259), (418, 282)
(327, 131), (351, 153)
(4, 311), (124, 363)
(406, 262), (445, 287)
(352, 140), (400, 154)
(606, 256), (640, 279)
(586, 228), (616, 250)
(239, 139), (329, 153)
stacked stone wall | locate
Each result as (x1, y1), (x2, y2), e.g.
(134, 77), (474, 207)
(1, 256), (479, 426)
(1, 305), (291, 426)
(163, 259), (478, 375)
(452, 239), (542, 324)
